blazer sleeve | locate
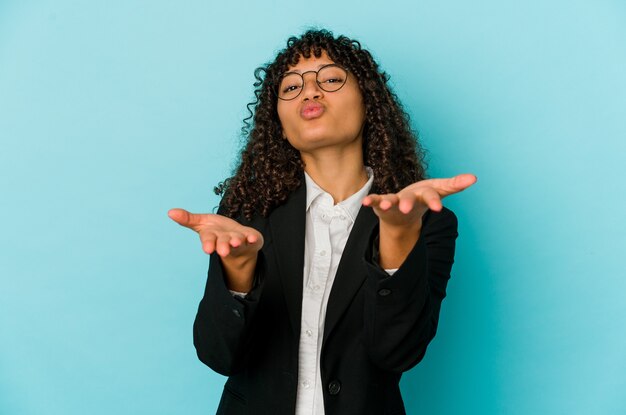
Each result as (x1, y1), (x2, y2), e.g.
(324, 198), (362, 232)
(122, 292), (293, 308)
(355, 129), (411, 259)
(362, 207), (458, 373)
(192, 210), (266, 376)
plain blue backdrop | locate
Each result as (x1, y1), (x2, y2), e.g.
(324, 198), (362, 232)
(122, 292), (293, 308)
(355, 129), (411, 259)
(1, 1), (625, 414)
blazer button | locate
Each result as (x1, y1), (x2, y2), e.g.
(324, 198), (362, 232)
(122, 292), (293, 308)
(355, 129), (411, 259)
(232, 309), (242, 318)
(378, 288), (392, 297)
(328, 380), (341, 395)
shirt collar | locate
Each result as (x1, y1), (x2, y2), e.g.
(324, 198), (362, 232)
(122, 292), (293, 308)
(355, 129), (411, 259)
(304, 167), (374, 222)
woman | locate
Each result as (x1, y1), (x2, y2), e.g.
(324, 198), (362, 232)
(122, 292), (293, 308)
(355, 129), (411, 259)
(169, 29), (476, 415)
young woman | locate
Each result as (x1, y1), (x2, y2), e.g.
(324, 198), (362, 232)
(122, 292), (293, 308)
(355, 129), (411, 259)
(169, 29), (476, 415)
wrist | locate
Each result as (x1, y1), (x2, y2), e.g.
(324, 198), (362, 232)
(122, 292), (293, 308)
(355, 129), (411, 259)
(378, 220), (422, 269)
(379, 219), (422, 240)
(220, 253), (258, 293)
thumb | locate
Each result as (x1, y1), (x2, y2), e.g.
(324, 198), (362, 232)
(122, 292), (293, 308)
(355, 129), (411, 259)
(433, 174), (477, 197)
(450, 174), (478, 192)
(168, 208), (195, 227)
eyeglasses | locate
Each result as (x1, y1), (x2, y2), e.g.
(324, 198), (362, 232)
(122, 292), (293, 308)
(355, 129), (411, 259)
(277, 64), (348, 101)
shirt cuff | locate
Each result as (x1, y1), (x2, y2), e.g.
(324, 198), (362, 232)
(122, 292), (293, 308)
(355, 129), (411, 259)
(229, 290), (248, 298)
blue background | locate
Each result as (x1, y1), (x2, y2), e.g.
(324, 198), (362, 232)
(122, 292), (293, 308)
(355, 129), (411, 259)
(1, 1), (625, 414)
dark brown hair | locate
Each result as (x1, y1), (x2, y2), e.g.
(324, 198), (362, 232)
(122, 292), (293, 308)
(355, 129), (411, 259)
(215, 29), (427, 219)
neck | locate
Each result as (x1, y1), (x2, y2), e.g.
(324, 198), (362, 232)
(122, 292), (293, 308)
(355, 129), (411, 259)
(300, 146), (368, 204)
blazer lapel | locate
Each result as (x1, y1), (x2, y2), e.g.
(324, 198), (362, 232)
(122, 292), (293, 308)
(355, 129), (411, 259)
(323, 205), (378, 343)
(268, 184), (307, 336)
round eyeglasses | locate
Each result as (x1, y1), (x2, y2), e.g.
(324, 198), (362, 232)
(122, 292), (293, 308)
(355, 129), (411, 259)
(277, 64), (348, 101)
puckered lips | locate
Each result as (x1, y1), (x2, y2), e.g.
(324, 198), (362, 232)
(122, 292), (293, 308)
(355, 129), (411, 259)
(300, 101), (325, 120)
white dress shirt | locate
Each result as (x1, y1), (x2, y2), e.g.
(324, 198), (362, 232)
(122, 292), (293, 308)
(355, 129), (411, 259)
(295, 167), (396, 415)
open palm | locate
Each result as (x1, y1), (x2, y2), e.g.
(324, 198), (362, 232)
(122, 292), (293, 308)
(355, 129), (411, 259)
(363, 174), (477, 226)
(167, 208), (263, 258)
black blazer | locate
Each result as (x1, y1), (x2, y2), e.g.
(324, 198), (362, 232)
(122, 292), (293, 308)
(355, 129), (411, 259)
(193, 183), (458, 415)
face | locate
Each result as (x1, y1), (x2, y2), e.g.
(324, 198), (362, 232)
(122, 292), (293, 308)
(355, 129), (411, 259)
(276, 51), (366, 156)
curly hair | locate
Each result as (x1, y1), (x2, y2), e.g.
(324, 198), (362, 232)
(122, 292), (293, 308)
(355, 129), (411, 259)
(215, 29), (427, 220)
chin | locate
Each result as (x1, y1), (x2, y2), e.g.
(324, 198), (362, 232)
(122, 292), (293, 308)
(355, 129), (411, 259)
(287, 132), (331, 150)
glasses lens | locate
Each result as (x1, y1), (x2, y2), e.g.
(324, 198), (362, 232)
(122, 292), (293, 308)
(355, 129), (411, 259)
(279, 73), (303, 100)
(317, 65), (347, 92)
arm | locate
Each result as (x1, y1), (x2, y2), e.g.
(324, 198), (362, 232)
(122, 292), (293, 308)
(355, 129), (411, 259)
(362, 208), (458, 373)
(361, 173), (476, 372)
(193, 249), (265, 375)
(167, 208), (261, 291)
(363, 174), (476, 269)
(168, 208), (264, 375)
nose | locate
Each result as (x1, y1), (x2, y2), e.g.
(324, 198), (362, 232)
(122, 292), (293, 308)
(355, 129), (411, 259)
(301, 71), (324, 100)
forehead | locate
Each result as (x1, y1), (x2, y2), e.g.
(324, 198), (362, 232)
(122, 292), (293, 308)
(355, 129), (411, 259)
(286, 50), (335, 73)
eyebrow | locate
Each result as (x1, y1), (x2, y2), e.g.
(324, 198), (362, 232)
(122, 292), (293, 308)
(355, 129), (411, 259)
(289, 63), (331, 74)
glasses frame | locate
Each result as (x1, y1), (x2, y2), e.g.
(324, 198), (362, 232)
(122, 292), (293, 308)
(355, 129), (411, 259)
(277, 63), (349, 101)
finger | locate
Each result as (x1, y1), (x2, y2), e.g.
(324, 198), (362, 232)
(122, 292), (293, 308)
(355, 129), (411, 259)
(199, 233), (217, 254)
(168, 208), (190, 225)
(423, 174), (478, 197)
(228, 232), (246, 248)
(421, 187), (443, 211)
(168, 208), (210, 229)
(215, 234), (232, 257)
(246, 232), (259, 245)
(378, 194), (400, 211)
(362, 194), (382, 207)
(448, 174), (477, 193)
(398, 193), (416, 214)
(364, 194), (399, 211)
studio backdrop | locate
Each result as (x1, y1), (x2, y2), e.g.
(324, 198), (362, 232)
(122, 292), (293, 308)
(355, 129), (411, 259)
(1, 1), (625, 414)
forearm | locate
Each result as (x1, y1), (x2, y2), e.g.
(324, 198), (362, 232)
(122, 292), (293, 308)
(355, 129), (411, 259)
(194, 252), (264, 375)
(365, 209), (458, 372)
(363, 235), (432, 372)
(221, 254), (258, 292)
(378, 219), (422, 269)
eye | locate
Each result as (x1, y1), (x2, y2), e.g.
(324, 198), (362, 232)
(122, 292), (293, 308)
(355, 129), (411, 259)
(317, 66), (347, 87)
(279, 73), (303, 95)
(322, 77), (344, 84)
(281, 84), (302, 93)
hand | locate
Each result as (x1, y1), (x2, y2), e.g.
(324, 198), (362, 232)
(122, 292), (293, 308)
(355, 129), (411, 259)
(167, 208), (263, 258)
(362, 174), (477, 228)
(362, 174), (476, 268)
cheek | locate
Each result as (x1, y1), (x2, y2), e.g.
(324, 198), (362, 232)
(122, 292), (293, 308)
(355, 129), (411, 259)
(345, 83), (365, 119)
(277, 104), (294, 134)
(343, 94), (366, 131)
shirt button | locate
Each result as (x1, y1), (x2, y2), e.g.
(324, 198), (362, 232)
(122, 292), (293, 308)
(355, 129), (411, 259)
(306, 329), (313, 337)
(328, 380), (341, 395)
(313, 285), (320, 291)
(340, 215), (346, 220)
(378, 288), (392, 297)
(320, 250), (326, 256)
(302, 379), (310, 389)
